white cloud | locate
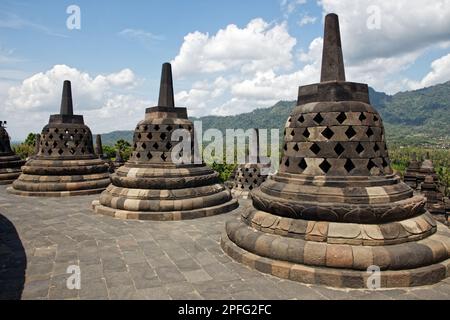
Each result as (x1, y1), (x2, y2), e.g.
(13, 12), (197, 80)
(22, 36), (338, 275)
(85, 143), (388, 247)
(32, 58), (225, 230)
(280, 0), (307, 18)
(298, 14), (317, 26)
(118, 28), (164, 46)
(2, 65), (149, 140)
(404, 53), (450, 90)
(171, 18), (297, 77)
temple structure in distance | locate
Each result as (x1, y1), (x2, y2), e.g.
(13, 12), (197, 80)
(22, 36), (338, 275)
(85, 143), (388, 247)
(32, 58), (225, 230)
(0, 121), (25, 184)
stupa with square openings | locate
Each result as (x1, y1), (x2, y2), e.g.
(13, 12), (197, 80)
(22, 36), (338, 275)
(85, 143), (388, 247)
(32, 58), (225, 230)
(0, 121), (25, 184)
(8, 81), (110, 196)
(92, 63), (238, 220)
(221, 13), (450, 288)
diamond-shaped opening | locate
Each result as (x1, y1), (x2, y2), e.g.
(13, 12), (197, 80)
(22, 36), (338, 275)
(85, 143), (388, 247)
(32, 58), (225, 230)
(147, 132), (152, 140)
(47, 149), (53, 155)
(188, 126), (192, 131)
(344, 159), (355, 173)
(367, 159), (376, 171)
(249, 185), (254, 190)
(373, 115), (379, 122)
(161, 153), (167, 161)
(321, 127), (335, 139)
(58, 148), (64, 155)
(160, 132), (167, 140)
(166, 142), (172, 149)
(283, 144), (288, 151)
(293, 143), (299, 152)
(366, 127), (374, 137)
(45, 141), (49, 147)
(136, 152), (141, 158)
(52, 141), (58, 148)
(356, 143), (364, 154)
(133, 143), (137, 149)
(288, 117), (292, 123)
(245, 168), (249, 172)
(249, 173), (253, 178)
(373, 143), (380, 152)
(290, 129), (295, 137)
(382, 158), (389, 168)
(284, 158), (290, 167)
(298, 158), (307, 170)
(54, 128), (59, 133)
(141, 142), (147, 149)
(147, 152), (153, 159)
(319, 159), (331, 173)
(302, 128), (310, 138)
(336, 112), (347, 124)
(345, 126), (357, 139)
(313, 113), (324, 124)
(359, 113), (367, 121)
(49, 134), (53, 139)
(334, 143), (345, 156)
(143, 125), (148, 131)
(153, 142), (159, 149)
(74, 129), (78, 133)
(81, 147), (85, 154)
(138, 133), (142, 139)
(154, 125), (160, 131)
(310, 143), (321, 155)
(59, 134), (64, 140)
(166, 125), (173, 131)
(298, 115), (305, 123)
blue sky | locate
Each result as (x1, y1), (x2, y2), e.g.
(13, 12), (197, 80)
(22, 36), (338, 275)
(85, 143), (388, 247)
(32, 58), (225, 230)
(1, 0), (450, 140)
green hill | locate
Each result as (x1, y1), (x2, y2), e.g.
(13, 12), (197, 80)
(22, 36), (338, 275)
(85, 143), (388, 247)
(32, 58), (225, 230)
(100, 81), (450, 147)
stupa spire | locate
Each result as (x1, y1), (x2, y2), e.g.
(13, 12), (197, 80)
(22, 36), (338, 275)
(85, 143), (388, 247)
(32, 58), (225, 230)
(60, 80), (74, 116)
(157, 62), (175, 107)
(320, 13), (346, 82)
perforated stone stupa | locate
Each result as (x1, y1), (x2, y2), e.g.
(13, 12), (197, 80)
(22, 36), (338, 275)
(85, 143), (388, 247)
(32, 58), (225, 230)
(0, 121), (25, 184)
(232, 129), (270, 199)
(404, 153), (421, 189)
(221, 14), (450, 288)
(92, 63), (238, 220)
(8, 81), (110, 196)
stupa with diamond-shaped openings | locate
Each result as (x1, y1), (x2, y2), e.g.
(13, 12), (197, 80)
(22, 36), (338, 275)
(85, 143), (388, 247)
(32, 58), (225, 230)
(221, 13), (450, 288)
(0, 121), (25, 184)
(8, 81), (110, 196)
(92, 63), (238, 220)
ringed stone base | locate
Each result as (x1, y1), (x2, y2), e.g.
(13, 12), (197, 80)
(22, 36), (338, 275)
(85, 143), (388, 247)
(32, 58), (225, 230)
(92, 198), (238, 221)
(7, 186), (107, 197)
(221, 225), (450, 288)
(221, 215), (450, 288)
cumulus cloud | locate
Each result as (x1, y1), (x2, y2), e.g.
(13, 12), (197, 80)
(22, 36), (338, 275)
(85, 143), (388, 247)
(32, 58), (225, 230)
(2, 65), (150, 139)
(171, 18), (297, 77)
(404, 53), (450, 90)
(280, 0), (307, 18)
(298, 14), (317, 26)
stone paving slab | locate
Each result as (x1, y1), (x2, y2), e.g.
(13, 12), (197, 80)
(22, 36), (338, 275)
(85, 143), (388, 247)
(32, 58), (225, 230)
(0, 185), (449, 300)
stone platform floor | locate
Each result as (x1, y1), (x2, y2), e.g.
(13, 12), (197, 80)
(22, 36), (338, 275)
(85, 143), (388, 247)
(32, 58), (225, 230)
(0, 184), (449, 300)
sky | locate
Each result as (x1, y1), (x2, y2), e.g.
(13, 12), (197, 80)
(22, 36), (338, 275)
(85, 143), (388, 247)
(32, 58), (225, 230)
(1, 0), (450, 140)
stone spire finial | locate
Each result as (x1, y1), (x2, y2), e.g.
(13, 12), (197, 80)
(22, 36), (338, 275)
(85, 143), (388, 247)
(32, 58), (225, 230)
(95, 134), (104, 158)
(158, 63), (175, 107)
(60, 80), (74, 116)
(320, 13), (346, 82)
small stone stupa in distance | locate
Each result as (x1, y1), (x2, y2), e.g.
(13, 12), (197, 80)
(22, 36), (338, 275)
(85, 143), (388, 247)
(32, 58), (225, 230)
(8, 81), (110, 196)
(0, 121), (25, 184)
(92, 63), (238, 220)
(222, 13), (450, 288)
(232, 128), (271, 199)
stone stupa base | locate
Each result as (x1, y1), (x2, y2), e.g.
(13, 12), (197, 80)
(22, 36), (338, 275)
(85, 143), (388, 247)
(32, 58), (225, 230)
(0, 171), (21, 185)
(7, 158), (110, 197)
(221, 209), (450, 288)
(92, 198), (238, 221)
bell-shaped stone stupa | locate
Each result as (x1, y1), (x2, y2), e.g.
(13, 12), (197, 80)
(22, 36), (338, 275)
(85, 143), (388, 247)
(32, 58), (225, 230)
(404, 153), (421, 189)
(221, 14), (450, 288)
(232, 128), (271, 199)
(8, 81), (110, 196)
(0, 121), (25, 184)
(92, 63), (238, 220)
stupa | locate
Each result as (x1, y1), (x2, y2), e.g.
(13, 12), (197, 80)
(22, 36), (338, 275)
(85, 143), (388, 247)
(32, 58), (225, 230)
(221, 14), (450, 288)
(92, 63), (238, 220)
(421, 175), (446, 221)
(8, 81), (110, 196)
(232, 129), (271, 199)
(0, 121), (25, 184)
(418, 156), (439, 187)
(404, 153), (421, 189)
